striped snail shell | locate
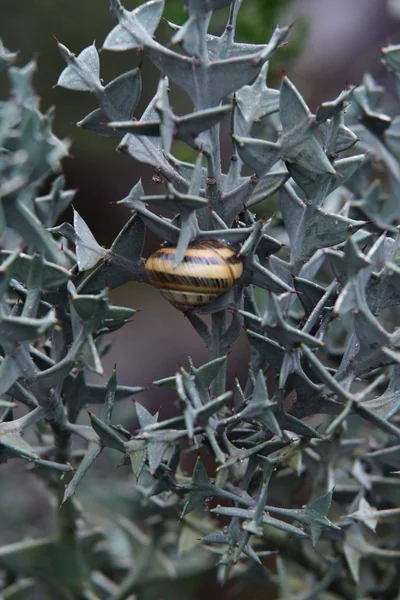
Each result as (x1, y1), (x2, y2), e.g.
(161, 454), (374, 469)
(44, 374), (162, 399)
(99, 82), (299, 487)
(145, 239), (244, 311)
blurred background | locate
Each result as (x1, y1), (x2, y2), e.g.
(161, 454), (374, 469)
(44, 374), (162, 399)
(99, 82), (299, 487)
(1, 0), (400, 589)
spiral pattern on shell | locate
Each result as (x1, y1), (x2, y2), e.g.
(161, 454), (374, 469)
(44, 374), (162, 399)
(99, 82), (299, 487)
(145, 240), (243, 311)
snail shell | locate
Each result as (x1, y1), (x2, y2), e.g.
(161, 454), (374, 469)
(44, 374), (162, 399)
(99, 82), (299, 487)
(145, 239), (243, 311)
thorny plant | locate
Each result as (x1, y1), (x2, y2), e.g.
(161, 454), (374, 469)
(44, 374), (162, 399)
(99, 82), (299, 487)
(1, 1), (400, 599)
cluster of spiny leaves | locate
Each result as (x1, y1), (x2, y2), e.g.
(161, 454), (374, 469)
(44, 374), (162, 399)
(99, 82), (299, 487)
(1, 1), (400, 598)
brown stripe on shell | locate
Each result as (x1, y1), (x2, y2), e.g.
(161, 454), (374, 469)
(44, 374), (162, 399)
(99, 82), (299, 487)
(147, 274), (237, 293)
(160, 290), (218, 309)
(146, 260), (242, 287)
(153, 251), (240, 266)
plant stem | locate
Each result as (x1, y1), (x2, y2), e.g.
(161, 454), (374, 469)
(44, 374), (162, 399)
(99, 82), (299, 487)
(56, 488), (88, 599)
(210, 310), (227, 397)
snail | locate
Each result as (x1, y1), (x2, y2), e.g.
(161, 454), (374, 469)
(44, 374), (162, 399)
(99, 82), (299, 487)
(145, 239), (244, 311)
